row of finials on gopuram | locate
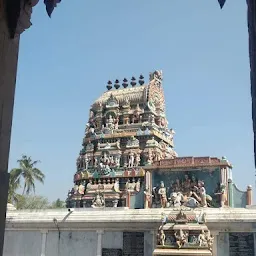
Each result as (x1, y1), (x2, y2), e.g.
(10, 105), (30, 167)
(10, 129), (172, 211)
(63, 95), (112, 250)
(66, 70), (233, 209)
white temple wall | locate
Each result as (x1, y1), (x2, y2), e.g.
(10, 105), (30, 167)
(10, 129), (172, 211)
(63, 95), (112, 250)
(45, 231), (97, 256)
(3, 231), (41, 256)
(102, 231), (123, 249)
(3, 229), (256, 256)
(3, 230), (156, 256)
(4, 207), (256, 256)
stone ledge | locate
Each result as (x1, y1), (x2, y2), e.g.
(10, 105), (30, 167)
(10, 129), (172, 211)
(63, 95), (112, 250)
(5, 208), (256, 226)
(153, 248), (212, 255)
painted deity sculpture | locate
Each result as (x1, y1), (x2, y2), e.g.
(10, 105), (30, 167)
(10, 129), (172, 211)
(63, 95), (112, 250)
(84, 154), (89, 170)
(158, 229), (166, 246)
(158, 181), (167, 208)
(172, 178), (181, 193)
(76, 155), (83, 170)
(151, 172), (217, 209)
(135, 154), (141, 167)
(174, 229), (189, 249)
(198, 230), (214, 251)
(193, 181), (207, 207)
(144, 188), (152, 208)
(182, 174), (191, 195)
(78, 183), (85, 195)
(198, 230), (207, 246)
(214, 183), (226, 207)
(92, 194), (105, 208)
(169, 192), (183, 207)
(128, 152), (135, 168)
(135, 178), (141, 192)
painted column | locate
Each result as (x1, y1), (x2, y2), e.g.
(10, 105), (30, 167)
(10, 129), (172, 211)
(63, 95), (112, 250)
(145, 171), (150, 190)
(0, 2), (35, 255)
(228, 179), (233, 207)
(126, 191), (131, 208)
(149, 171), (153, 208)
(96, 229), (104, 256)
(144, 171), (152, 209)
(40, 230), (48, 256)
(220, 168), (225, 185)
(247, 185), (253, 205)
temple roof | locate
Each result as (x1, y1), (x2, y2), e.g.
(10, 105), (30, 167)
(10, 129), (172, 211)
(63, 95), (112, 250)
(92, 84), (148, 107)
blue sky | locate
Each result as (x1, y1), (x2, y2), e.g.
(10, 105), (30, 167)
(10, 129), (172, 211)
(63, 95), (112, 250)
(9, 0), (253, 201)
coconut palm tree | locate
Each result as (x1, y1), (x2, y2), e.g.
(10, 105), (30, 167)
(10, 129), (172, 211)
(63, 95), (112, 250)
(8, 169), (21, 204)
(10, 155), (45, 195)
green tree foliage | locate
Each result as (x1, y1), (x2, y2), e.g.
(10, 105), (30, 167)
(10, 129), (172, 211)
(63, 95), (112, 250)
(8, 155), (66, 209)
(16, 195), (50, 210)
(10, 155), (45, 195)
(8, 169), (21, 204)
(51, 198), (66, 208)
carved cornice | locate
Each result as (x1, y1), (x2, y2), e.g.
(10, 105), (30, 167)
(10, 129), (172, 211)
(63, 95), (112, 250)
(146, 157), (232, 170)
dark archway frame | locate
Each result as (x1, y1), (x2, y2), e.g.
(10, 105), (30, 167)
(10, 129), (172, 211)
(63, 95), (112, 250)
(0, 1), (255, 256)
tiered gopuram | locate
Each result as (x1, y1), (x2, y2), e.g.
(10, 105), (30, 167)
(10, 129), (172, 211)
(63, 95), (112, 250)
(66, 70), (249, 212)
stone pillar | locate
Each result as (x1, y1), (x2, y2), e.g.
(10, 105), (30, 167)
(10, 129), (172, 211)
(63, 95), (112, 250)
(150, 230), (156, 250)
(40, 230), (48, 256)
(144, 231), (155, 256)
(96, 229), (104, 256)
(211, 231), (219, 256)
(247, 185), (253, 205)
(0, 2), (35, 255)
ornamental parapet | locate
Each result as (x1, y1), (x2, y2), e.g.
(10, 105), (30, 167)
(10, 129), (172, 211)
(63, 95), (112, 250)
(149, 156), (232, 169)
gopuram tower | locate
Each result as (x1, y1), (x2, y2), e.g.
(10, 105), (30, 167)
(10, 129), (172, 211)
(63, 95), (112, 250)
(67, 70), (178, 208)
(66, 70), (250, 214)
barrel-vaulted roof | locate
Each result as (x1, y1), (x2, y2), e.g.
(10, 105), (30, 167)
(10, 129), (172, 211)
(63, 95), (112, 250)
(92, 84), (148, 108)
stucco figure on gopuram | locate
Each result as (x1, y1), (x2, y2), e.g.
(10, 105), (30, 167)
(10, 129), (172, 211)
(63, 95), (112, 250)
(66, 70), (251, 209)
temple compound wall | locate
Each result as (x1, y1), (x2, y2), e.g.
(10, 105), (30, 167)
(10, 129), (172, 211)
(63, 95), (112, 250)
(3, 207), (256, 256)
